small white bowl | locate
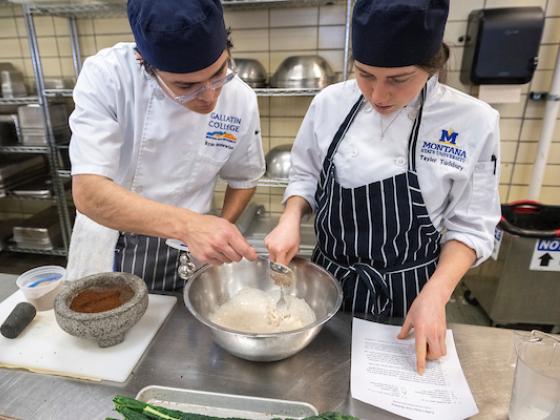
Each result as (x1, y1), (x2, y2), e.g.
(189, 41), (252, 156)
(16, 265), (65, 311)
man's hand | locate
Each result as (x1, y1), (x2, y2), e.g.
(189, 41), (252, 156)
(183, 213), (257, 265)
(397, 282), (448, 375)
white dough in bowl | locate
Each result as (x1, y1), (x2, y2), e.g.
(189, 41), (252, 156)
(209, 287), (316, 333)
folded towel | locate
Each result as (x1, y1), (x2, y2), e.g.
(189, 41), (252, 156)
(65, 212), (119, 281)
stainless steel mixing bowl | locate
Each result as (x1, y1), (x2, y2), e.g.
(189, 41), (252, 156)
(265, 144), (292, 180)
(233, 58), (267, 88)
(184, 256), (343, 362)
(270, 55), (335, 89)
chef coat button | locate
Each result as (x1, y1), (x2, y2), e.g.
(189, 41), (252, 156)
(351, 148), (359, 158)
(363, 103), (373, 113)
(395, 157), (406, 167)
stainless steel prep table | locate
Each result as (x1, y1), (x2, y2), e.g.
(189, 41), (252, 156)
(0, 275), (515, 420)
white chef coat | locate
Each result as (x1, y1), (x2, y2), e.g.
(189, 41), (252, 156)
(284, 76), (501, 265)
(69, 42), (265, 213)
(66, 42), (265, 279)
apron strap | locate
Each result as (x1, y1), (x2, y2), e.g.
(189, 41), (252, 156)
(408, 85), (427, 173)
(321, 84), (427, 174)
(322, 95), (365, 171)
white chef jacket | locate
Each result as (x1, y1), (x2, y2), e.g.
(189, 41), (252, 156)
(284, 76), (501, 265)
(69, 42), (265, 213)
(66, 42), (265, 279)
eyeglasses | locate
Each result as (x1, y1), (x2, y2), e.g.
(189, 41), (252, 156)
(154, 67), (236, 105)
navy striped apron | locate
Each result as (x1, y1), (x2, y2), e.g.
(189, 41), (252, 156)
(114, 233), (182, 292)
(312, 87), (441, 320)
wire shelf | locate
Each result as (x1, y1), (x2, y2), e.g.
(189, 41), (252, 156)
(222, 0), (339, 8)
(5, 245), (68, 256)
(28, 2), (125, 17)
(256, 176), (288, 187)
(0, 145), (49, 153)
(24, 0), (340, 16)
(217, 176), (287, 188)
(0, 97), (38, 105)
(44, 88), (73, 97)
(254, 87), (321, 96)
(4, 192), (56, 201)
(57, 169), (71, 179)
(44, 87), (319, 98)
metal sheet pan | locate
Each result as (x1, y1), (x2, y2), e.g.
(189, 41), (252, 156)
(10, 175), (53, 198)
(12, 206), (61, 244)
(17, 104), (68, 130)
(0, 155), (45, 182)
(136, 385), (318, 420)
(0, 114), (20, 145)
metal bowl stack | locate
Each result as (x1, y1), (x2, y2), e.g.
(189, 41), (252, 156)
(270, 55), (335, 89)
(184, 256), (343, 361)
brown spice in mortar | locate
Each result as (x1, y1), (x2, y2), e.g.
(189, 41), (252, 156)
(69, 285), (134, 313)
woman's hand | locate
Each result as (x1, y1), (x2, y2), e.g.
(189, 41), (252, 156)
(397, 281), (448, 375)
(265, 216), (301, 265)
(265, 196), (311, 265)
(398, 240), (477, 374)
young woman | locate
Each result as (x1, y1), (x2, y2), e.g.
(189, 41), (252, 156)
(265, 0), (500, 373)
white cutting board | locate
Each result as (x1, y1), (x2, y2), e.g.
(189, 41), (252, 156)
(0, 290), (176, 382)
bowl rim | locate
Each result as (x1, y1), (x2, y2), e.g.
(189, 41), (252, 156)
(55, 272), (148, 320)
(183, 257), (343, 338)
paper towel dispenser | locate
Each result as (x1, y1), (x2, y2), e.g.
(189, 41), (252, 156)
(460, 7), (544, 85)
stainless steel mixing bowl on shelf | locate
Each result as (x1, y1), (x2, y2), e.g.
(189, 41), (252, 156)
(183, 256), (343, 362)
(270, 55), (335, 89)
(232, 58), (268, 88)
(265, 144), (292, 180)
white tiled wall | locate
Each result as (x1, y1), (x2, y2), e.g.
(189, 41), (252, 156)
(0, 0), (559, 220)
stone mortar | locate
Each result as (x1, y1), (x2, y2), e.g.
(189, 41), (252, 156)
(54, 272), (148, 348)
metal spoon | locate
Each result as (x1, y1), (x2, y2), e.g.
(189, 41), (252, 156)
(268, 260), (294, 288)
(267, 259), (294, 317)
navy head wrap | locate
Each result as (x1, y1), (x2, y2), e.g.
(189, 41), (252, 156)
(128, 0), (227, 73)
(352, 0), (449, 67)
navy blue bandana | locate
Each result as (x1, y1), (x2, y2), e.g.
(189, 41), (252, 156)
(352, 0), (449, 67)
(128, 0), (227, 73)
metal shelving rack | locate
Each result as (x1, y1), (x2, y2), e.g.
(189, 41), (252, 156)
(0, 97), (39, 105)
(43, 87), (325, 98)
(5, 244), (68, 256)
(43, 89), (73, 98)
(19, 6), (72, 256)
(27, 0), (341, 16)
(0, 145), (49, 153)
(0, 4), (76, 256)
(26, 0), (354, 91)
(3, 0), (352, 257)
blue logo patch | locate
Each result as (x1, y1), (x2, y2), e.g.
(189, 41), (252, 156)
(439, 129), (459, 145)
(419, 128), (467, 171)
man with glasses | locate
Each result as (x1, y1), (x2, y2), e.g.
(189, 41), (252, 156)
(66, 0), (265, 291)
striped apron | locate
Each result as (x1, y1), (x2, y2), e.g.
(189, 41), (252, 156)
(312, 87), (442, 320)
(114, 233), (182, 292)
